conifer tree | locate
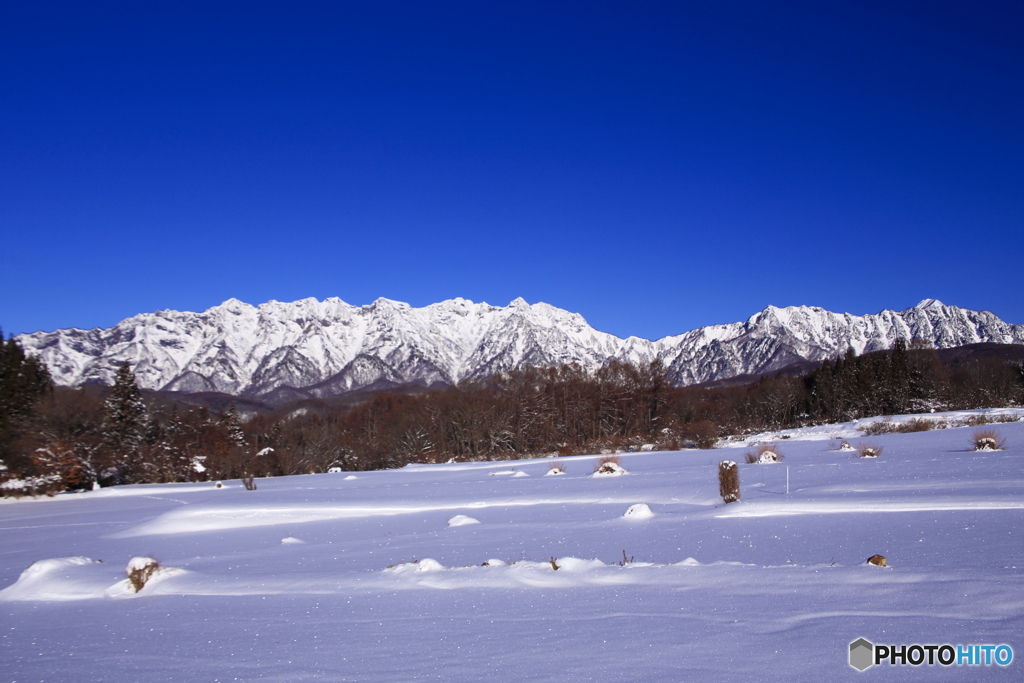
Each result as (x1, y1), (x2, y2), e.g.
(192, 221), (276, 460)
(100, 362), (147, 484)
(221, 404), (247, 447)
(0, 332), (52, 429)
(0, 331), (52, 470)
(887, 338), (911, 414)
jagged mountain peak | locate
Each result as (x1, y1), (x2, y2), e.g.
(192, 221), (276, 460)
(16, 297), (1023, 404)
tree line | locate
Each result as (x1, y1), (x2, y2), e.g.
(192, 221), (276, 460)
(1, 334), (1021, 495)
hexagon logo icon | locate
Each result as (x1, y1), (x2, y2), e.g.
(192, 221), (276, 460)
(850, 638), (874, 671)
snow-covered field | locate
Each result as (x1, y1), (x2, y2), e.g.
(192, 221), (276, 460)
(2, 413), (1023, 681)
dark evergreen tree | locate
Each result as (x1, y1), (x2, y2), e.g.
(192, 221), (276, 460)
(99, 362), (147, 484)
(220, 404), (247, 447)
(0, 331), (52, 471)
(887, 338), (911, 414)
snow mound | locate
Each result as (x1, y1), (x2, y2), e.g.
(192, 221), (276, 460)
(552, 557), (606, 572)
(623, 503), (654, 519)
(0, 557), (100, 602)
(489, 469), (518, 476)
(592, 462), (628, 477)
(385, 558), (446, 574)
(280, 537), (306, 544)
(512, 471), (530, 477)
(676, 557), (701, 566)
(544, 466), (566, 476)
(482, 559), (506, 566)
(447, 515), (480, 527)
(344, 475), (357, 480)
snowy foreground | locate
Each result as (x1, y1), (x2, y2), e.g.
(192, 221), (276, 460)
(2, 412), (1023, 681)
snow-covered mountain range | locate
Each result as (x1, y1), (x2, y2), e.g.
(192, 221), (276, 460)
(17, 297), (1024, 403)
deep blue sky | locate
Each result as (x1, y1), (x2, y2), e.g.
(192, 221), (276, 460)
(2, 1), (1022, 341)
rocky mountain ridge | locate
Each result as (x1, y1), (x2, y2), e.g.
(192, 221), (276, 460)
(17, 297), (1024, 403)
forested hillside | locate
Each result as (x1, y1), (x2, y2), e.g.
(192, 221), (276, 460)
(2, 336), (1021, 495)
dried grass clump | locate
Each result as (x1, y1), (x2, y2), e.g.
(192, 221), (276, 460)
(866, 554), (888, 567)
(546, 462), (566, 476)
(593, 455), (627, 475)
(718, 460), (740, 503)
(856, 442), (883, 458)
(966, 413), (1020, 426)
(971, 429), (1006, 452)
(745, 444), (783, 464)
(898, 418), (934, 433)
(862, 417), (935, 436)
(861, 421), (895, 436)
(126, 557), (160, 593)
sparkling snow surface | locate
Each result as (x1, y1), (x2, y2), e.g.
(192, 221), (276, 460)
(2, 415), (1023, 681)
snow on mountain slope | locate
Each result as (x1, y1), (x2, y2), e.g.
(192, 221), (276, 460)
(16, 298), (1024, 400)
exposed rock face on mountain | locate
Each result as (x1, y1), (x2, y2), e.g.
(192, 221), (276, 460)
(17, 297), (1024, 403)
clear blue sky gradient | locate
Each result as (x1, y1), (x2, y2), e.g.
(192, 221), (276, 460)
(2, 1), (1022, 341)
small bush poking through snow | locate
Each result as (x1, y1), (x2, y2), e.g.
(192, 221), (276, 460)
(545, 463), (566, 476)
(745, 444), (783, 464)
(241, 476), (257, 491)
(126, 557), (160, 593)
(718, 460), (740, 503)
(856, 442), (883, 458)
(838, 440), (855, 451)
(592, 456), (627, 476)
(971, 429), (1006, 452)
(866, 554), (888, 567)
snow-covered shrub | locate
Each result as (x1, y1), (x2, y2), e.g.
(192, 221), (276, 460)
(0, 474), (62, 498)
(838, 440), (855, 451)
(126, 557), (160, 593)
(718, 460), (740, 503)
(592, 456), (627, 476)
(971, 429), (1006, 452)
(856, 442), (883, 458)
(546, 462), (566, 476)
(745, 444), (783, 464)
